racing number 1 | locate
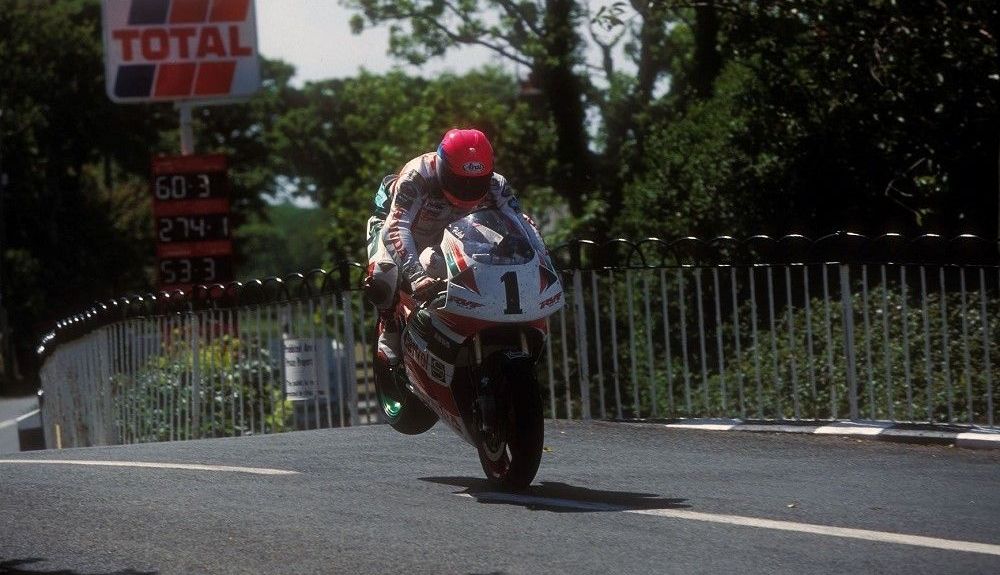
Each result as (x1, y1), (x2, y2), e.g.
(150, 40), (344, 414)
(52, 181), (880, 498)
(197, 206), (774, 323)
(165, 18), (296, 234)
(500, 271), (523, 314)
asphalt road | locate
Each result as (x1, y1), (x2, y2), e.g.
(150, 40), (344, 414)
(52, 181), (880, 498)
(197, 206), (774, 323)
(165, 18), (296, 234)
(1, 421), (999, 574)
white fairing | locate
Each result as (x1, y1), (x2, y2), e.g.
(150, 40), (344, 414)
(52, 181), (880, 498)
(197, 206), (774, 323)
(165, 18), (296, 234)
(439, 210), (564, 322)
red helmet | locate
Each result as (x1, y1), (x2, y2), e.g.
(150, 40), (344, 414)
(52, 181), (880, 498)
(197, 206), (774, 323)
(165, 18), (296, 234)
(436, 128), (494, 208)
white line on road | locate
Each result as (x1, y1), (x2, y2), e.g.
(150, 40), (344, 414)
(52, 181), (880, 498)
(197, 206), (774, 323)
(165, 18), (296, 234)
(459, 493), (1000, 557)
(0, 459), (299, 475)
(0, 409), (41, 431)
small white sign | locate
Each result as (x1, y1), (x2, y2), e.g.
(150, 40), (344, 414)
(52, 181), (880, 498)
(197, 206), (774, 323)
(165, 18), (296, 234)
(283, 337), (328, 402)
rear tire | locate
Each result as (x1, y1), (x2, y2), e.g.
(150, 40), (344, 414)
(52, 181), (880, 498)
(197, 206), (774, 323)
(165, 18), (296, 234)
(373, 321), (438, 435)
(477, 358), (544, 491)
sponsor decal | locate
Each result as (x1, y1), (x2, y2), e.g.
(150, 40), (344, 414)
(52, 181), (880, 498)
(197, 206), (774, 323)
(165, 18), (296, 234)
(540, 291), (562, 309)
(394, 182), (416, 209)
(448, 225), (466, 240)
(430, 357), (446, 383)
(450, 296), (484, 310)
(103, 0), (260, 102)
(403, 334), (429, 369)
(462, 161), (486, 174)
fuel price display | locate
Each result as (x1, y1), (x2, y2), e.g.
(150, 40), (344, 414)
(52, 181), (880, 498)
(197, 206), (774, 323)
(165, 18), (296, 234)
(151, 154), (234, 291)
(157, 214), (230, 243)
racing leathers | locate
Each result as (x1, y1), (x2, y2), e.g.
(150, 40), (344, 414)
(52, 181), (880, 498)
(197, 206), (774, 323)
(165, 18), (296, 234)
(366, 152), (549, 364)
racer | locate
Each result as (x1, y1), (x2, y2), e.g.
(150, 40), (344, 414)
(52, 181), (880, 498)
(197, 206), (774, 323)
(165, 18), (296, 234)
(364, 128), (549, 369)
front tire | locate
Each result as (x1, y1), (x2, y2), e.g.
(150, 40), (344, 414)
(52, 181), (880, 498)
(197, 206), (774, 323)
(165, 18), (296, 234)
(476, 359), (544, 491)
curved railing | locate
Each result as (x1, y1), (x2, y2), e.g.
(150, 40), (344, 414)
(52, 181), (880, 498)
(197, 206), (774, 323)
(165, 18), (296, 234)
(37, 233), (1000, 447)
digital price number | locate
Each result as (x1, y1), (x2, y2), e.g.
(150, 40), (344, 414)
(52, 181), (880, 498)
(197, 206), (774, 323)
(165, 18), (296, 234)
(159, 256), (232, 286)
(152, 172), (227, 201)
(157, 214), (230, 243)
(151, 154), (234, 290)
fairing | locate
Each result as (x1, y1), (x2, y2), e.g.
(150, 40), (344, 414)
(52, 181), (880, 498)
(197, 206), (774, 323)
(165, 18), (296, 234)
(440, 210), (564, 322)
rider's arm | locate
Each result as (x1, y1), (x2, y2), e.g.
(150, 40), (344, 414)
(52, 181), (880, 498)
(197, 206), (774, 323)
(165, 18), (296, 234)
(384, 170), (429, 285)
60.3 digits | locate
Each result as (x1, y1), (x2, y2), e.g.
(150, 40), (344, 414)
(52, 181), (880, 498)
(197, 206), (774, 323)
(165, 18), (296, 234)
(153, 173), (225, 200)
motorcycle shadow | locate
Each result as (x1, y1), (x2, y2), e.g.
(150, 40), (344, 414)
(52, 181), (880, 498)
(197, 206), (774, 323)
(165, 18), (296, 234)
(0, 557), (156, 575)
(420, 477), (690, 513)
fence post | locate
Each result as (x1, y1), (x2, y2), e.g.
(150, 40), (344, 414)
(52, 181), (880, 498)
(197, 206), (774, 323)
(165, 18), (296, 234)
(190, 313), (201, 437)
(339, 261), (360, 426)
(839, 264), (859, 420)
(571, 262), (592, 419)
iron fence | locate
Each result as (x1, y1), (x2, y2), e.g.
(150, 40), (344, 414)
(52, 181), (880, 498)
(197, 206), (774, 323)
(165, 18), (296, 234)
(37, 233), (1000, 447)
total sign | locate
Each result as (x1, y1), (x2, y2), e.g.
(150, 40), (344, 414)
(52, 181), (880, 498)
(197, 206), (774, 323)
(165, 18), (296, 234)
(102, 0), (260, 103)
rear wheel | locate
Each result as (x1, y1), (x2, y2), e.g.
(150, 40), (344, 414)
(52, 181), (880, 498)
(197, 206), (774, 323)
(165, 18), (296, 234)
(373, 320), (438, 435)
(476, 358), (544, 491)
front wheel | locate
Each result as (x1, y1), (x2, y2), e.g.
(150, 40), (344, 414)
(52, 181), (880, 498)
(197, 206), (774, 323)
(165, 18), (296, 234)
(477, 357), (544, 491)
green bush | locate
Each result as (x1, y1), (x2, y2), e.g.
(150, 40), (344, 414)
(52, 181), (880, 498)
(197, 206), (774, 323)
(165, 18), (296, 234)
(115, 327), (293, 442)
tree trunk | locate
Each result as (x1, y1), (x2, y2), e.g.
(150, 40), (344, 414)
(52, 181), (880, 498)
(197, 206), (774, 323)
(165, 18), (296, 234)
(691, 0), (722, 99)
(540, 0), (592, 221)
(601, 2), (670, 232)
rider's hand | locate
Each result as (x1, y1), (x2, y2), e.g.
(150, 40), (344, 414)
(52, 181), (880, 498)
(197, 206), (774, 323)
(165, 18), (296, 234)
(411, 276), (440, 302)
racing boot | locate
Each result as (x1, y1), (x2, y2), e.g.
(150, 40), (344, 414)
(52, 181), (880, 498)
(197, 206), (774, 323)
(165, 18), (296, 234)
(375, 309), (401, 369)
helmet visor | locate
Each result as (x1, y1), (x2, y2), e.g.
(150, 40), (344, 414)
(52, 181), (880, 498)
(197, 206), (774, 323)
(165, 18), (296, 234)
(438, 161), (491, 203)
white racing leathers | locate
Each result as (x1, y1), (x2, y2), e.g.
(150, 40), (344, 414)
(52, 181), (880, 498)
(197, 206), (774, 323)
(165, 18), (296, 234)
(367, 152), (550, 363)
(367, 152), (549, 309)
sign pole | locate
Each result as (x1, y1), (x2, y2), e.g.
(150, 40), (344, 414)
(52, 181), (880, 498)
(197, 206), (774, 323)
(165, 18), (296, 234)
(178, 103), (195, 156)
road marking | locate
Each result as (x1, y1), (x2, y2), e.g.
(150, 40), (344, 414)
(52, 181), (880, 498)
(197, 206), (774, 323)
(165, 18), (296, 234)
(459, 493), (1000, 557)
(640, 420), (1000, 449)
(0, 459), (299, 475)
(0, 409), (40, 431)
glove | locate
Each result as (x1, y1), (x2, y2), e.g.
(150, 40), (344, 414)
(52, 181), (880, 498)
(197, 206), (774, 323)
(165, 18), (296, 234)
(411, 276), (441, 302)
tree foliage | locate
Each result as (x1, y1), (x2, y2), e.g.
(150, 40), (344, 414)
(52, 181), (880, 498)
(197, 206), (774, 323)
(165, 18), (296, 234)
(619, 0), (1000, 239)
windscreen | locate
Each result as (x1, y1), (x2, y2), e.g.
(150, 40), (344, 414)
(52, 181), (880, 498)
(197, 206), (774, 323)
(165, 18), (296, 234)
(447, 209), (535, 265)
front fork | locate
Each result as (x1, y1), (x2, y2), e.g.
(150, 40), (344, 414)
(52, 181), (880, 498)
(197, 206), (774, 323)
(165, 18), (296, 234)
(472, 330), (531, 434)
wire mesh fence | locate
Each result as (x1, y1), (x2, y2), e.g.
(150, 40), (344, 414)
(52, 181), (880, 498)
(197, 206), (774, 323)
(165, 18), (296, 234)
(38, 234), (1000, 448)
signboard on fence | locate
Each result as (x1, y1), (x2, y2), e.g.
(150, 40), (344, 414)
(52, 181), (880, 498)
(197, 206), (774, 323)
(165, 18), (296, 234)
(102, 0), (261, 103)
(152, 153), (233, 292)
(283, 337), (330, 402)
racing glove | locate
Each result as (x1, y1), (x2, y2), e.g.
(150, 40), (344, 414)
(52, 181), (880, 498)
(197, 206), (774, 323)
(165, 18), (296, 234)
(411, 275), (441, 302)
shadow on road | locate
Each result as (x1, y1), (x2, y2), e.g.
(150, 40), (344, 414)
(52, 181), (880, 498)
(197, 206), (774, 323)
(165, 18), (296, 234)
(421, 476), (690, 513)
(0, 558), (156, 575)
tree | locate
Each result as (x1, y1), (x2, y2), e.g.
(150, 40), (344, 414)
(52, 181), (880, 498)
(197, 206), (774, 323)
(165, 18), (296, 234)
(0, 0), (173, 388)
(618, 0), (1000, 240)
(720, 0), (1000, 237)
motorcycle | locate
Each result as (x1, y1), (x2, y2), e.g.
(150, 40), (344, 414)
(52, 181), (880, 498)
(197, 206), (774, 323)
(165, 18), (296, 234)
(370, 208), (564, 490)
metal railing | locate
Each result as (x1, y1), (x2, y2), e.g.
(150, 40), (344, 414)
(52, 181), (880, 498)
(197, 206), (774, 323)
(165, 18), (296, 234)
(38, 233), (1000, 447)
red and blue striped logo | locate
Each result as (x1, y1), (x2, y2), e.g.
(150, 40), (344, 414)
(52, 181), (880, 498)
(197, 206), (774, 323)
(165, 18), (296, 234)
(104, 0), (259, 102)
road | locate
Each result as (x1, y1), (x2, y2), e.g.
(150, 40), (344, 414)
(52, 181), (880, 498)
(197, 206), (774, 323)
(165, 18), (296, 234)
(1, 420), (999, 574)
